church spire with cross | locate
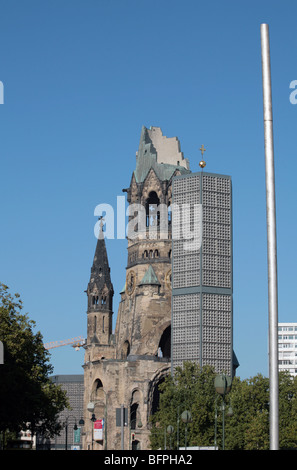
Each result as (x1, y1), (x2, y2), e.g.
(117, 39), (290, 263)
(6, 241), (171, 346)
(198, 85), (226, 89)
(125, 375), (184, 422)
(85, 217), (114, 345)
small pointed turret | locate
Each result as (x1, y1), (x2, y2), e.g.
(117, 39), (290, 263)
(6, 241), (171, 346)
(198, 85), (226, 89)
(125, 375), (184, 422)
(86, 219), (114, 344)
(87, 218), (113, 304)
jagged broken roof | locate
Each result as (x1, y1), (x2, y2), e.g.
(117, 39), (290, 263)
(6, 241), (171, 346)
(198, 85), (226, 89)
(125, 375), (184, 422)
(133, 126), (190, 183)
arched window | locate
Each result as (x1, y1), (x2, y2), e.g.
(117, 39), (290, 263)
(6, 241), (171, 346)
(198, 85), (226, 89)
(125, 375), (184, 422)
(92, 379), (105, 402)
(121, 340), (130, 359)
(151, 376), (166, 415)
(130, 403), (138, 430)
(92, 379), (105, 418)
(130, 389), (141, 431)
(93, 296), (99, 305)
(145, 191), (160, 227)
(168, 203), (172, 224)
(158, 326), (171, 359)
(95, 378), (103, 390)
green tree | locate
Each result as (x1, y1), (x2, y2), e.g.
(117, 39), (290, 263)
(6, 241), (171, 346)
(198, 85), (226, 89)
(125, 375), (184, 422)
(0, 283), (69, 442)
(224, 373), (270, 449)
(150, 363), (297, 450)
(244, 410), (269, 450)
(150, 362), (217, 449)
(226, 371), (297, 450)
(278, 371), (297, 449)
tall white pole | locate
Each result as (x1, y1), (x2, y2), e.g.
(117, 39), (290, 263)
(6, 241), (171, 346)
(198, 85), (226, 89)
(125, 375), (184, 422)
(260, 23), (279, 450)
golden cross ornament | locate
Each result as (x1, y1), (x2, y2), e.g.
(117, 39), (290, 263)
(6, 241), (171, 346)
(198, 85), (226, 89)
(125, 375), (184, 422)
(200, 144), (206, 156)
(199, 145), (206, 169)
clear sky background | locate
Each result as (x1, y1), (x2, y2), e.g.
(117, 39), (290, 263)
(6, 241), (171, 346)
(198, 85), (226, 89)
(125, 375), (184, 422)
(1, 0), (297, 380)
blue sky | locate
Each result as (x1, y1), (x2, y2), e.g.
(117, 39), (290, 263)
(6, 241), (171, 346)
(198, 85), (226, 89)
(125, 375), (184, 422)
(0, 0), (297, 380)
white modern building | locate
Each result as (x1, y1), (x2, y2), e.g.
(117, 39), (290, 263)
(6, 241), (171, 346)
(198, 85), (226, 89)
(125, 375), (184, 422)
(278, 323), (297, 377)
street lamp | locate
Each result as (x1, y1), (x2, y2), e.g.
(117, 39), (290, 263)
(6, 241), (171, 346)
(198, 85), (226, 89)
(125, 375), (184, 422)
(87, 401), (95, 414)
(64, 415), (78, 450)
(87, 402), (96, 450)
(214, 374), (232, 450)
(167, 425), (174, 450)
(226, 405), (233, 418)
(181, 411), (192, 450)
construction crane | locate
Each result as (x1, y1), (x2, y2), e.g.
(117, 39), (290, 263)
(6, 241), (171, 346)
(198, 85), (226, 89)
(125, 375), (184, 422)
(44, 336), (86, 351)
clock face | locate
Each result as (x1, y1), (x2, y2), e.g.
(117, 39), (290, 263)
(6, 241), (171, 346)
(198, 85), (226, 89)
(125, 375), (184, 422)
(166, 269), (172, 289)
(126, 270), (136, 296)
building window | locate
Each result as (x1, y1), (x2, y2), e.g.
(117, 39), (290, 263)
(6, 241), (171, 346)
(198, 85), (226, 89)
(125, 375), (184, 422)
(168, 204), (172, 224)
(121, 340), (130, 359)
(158, 326), (171, 359)
(130, 403), (139, 430)
(145, 191), (160, 227)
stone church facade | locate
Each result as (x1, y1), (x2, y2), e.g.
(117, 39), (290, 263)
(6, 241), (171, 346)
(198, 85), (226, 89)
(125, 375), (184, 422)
(82, 126), (191, 450)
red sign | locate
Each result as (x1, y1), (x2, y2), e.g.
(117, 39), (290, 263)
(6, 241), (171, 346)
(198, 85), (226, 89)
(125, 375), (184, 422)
(94, 419), (104, 441)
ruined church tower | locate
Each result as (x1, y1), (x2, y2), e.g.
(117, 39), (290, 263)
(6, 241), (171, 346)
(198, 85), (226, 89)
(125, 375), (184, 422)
(82, 126), (190, 450)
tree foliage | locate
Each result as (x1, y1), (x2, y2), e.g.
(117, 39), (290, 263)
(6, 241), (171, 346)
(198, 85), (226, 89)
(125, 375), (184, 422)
(150, 362), (297, 450)
(0, 283), (69, 440)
